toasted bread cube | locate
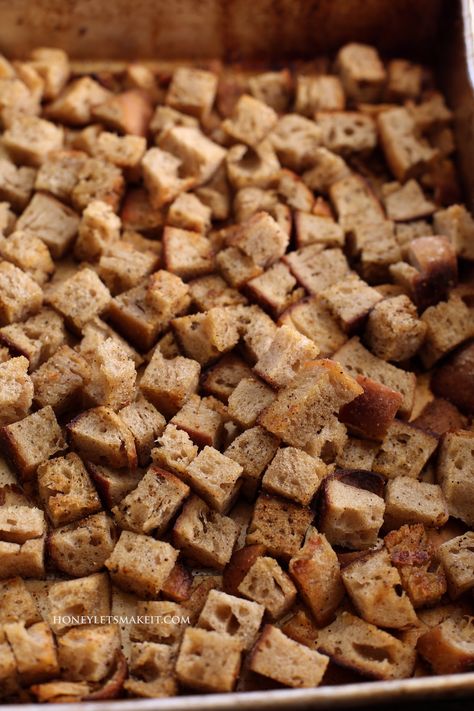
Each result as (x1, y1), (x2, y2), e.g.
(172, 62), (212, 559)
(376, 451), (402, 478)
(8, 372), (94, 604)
(0, 200), (15, 235)
(255, 326), (319, 390)
(339, 374), (402, 441)
(1, 405), (65, 480)
(284, 246), (349, 296)
(45, 76), (110, 124)
(142, 147), (193, 209)
(385, 477), (448, 530)
(47, 268), (110, 334)
(159, 126), (225, 186)
(74, 200), (121, 261)
(166, 67), (217, 120)
(317, 111), (376, 155)
(386, 59), (422, 100)
(364, 295), (427, 362)
(224, 426), (279, 498)
(0, 159), (35, 210)
(246, 69), (290, 112)
(198, 589), (264, 650)
(48, 511), (115, 577)
(189, 274), (246, 312)
(304, 417), (348, 463)
(167, 192), (211, 234)
(216, 246), (262, 288)
(120, 186), (165, 236)
(354, 220), (402, 283)
(112, 465), (188, 536)
(301, 148), (349, 194)
(16, 192), (79, 259)
(280, 295), (346, 357)
(163, 226), (214, 280)
(320, 478), (384, 549)
(295, 212), (344, 249)
(107, 284), (169, 352)
(0, 356), (33, 426)
(334, 337), (416, 417)
(47, 572), (110, 631)
(67, 406), (136, 469)
(3, 114), (63, 166)
(373, 420), (437, 479)
(0, 261), (43, 326)
(82, 337), (136, 411)
(71, 157), (124, 212)
(223, 543), (267, 597)
(151, 423), (198, 475)
(31, 345), (87, 414)
(183, 447), (242, 514)
(202, 353), (252, 402)
(174, 308), (239, 366)
(231, 304), (277, 363)
(336, 436), (378, 470)
(320, 274), (382, 334)
(342, 549), (417, 629)
(317, 611), (415, 680)
(437, 430), (474, 526)
(420, 295), (474, 368)
(267, 113), (321, 171)
(378, 107), (437, 182)
(0, 577), (40, 625)
(262, 447), (326, 506)
(438, 533), (474, 599)
(227, 212), (288, 269)
(140, 349), (200, 417)
(173, 495), (239, 569)
(259, 359), (362, 448)
(92, 88), (152, 136)
(0, 230), (54, 286)
(432, 341), (474, 414)
(227, 138), (279, 189)
(0, 534), (45, 578)
(58, 624), (120, 683)
(176, 627), (241, 693)
(247, 262), (304, 317)
(0, 504), (44, 544)
(336, 43), (386, 102)
(28, 47), (69, 99)
(227, 377), (275, 430)
(130, 600), (189, 645)
(93, 131), (146, 170)
(98, 242), (158, 295)
(329, 173), (384, 229)
(119, 397), (165, 467)
(106, 530), (178, 598)
(80, 316), (142, 368)
(37, 452), (101, 527)
(4, 621), (58, 684)
(417, 616), (474, 675)
(250, 625), (328, 688)
(237, 555), (296, 619)
(222, 94), (277, 147)
(87, 462), (142, 509)
(124, 640), (177, 698)
(170, 395), (224, 449)
(433, 203), (474, 260)
(414, 397), (466, 438)
(295, 74), (344, 115)
(409, 91), (453, 131)
(246, 494), (312, 560)
(383, 179), (436, 222)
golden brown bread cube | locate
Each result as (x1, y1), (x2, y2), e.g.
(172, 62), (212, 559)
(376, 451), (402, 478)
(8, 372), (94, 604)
(3, 114), (63, 166)
(364, 295), (427, 362)
(237, 555), (296, 620)
(166, 67), (217, 121)
(17, 192), (79, 259)
(183, 446), (243, 514)
(339, 375), (402, 441)
(336, 43), (386, 102)
(0, 577), (41, 626)
(176, 627), (242, 693)
(124, 641), (177, 698)
(47, 572), (111, 632)
(0, 261), (43, 326)
(119, 396), (165, 466)
(198, 589), (264, 650)
(372, 420), (438, 479)
(224, 426), (280, 499)
(31, 345), (88, 414)
(58, 624), (121, 682)
(0, 356), (33, 426)
(384, 477), (449, 530)
(438, 532), (474, 599)
(48, 511), (116, 577)
(82, 337), (136, 411)
(74, 199), (121, 261)
(140, 349), (200, 417)
(151, 423), (198, 476)
(46, 267), (111, 334)
(417, 616), (474, 674)
(222, 94), (277, 147)
(0, 230), (54, 286)
(67, 406), (137, 469)
(437, 430), (474, 526)
(262, 447), (326, 506)
(246, 494), (313, 560)
(4, 621), (59, 685)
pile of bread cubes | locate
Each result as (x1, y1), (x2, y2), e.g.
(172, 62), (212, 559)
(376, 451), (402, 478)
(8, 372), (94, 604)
(0, 39), (473, 703)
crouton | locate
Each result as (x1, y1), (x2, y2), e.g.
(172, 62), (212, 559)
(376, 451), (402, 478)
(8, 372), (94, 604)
(67, 406), (136, 469)
(173, 308), (239, 366)
(118, 397), (165, 467)
(0, 261), (43, 326)
(254, 324), (318, 387)
(263, 443), (328, 506)
(295, 74), (345, 115)
(432, 340), (474, 414)
(3, 114), (63, 166)
(140, 349), (200, 417)
(385, 477), (448, 530)
(75, 200), (121, 261)
(317, 611), (415, 680)
(0, 230), (54, 287)
(409, 92), (453, 131)
(0, 535), (45, 578)
(182, 446), (242, 513)
(166, 67), (217, 120)
(269, 114), (323, 172)
(37, 452), (101, 527)
(151, 423), (198, 476)
(364, 295), (427, 362)
(106, 530), (178, 598)
(141, 147), (193, 209)
(79, 316), (142, 368)
(226, 377), (274, 431)
(198, 589), (264, 650)
(130, 600), (189, 645)
(216, 246), (262, 288)
(82, 337), (136, 411)
(159, 126), (226, 185)
(284, 246), (349, 295)
(176, 627), (241, 693)
(47, 572), (111, 632)
(0, 504), (44, 543)
(225, 212), (288, 271)
(289, 527), (344, 625)
(414, 397), (466, 438)
(0, 577), (40, 625)
(246, 493), (312, 560)
(98, 242), (158, 295)
(120, 187), (165, 236)
(45, 77), (110, 124)
(124, 641), (177, 698)
(58, 624), (121, 683)
(383, 179), (436, 222)
(0, 159), (35, 210)
(93, 131), (146, 170)
(395, 219), (433, 255)
(195, 162), (231, 220)
(170, 395), (223, 449)
(373, 420), (437, 479)
(378, 107), (437, 182)
(386, 59), (422, 101)
(173, 495), (239, 569)
(201, 353), (252, 401)
(31, 345), (88, 414)
(438, 533), (474, 599)
(112, 465), (189, 536)
(16, 192), (79, 259)
(334, 337), (416, 417)
(47, 268), (110, 334)
(0, 356), (33, 426)
(317, 111), (377, 155)
(0, 200), (15, 235)
(226, 140), (280, 191)
(339, 375), (402, 441)
(248, 70), (292, 113)
(150, 104), (199, 136)
(417, 616), (474, 674)
(238, 554), (296, 620)
(92, 89), (152, 136)
(352, 220), (402, 283)
(167, 192), (211, 234)
(189, 275), (246, 313)
(246, 261), (302, 317)
(433, 204), (474, 260)
(437, 430), (474, 526)
(163, 226), (214, 280)
(1, 405), (65, 480)
(419, 294), (473, 367)
(87, 463), (142, 509)
(224, 426), (279, 499)
(48, 511), (115, 577)
(280, 295), (347, 356)
(223, 94), (277, 147)
(71, 157), (124, 212)
(385, 524), (447, 608)
(4, 621), (58, 684)
(319, 274), (382, 334)
(295, 212), (344, 249)
(336, 43), (386, 102)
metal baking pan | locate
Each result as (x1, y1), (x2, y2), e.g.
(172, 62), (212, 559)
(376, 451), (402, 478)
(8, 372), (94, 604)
(1, 0), (474, 707)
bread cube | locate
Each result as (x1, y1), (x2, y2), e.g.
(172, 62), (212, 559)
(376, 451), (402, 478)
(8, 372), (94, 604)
(262, 447), (326, 506)
(246, 494), (313, 560)
(383, 179), (436, 222)
(317, 111), (376, 155)
(4, 621), (58, 684)
(434, 203), (474, 260)
(3, 114), (63, 166)
(437, 430), (474, 526)
(58, 624), (120, 682)
(47, 268), (110, 334)
(319, 478), (385, 549)
(202, 354), (252, 402)
(280, 295), (346, 357)
(223, 94), (277, 147)
(0, 309), (65, 371)
(67, 406), (136, 469)
(385, 524), (447, 609)
(0, 535), (45, 579)
(166, 194), (210, 235)
(397, 236), (458, 311)
(373, 420), (437, 479)
(140, 349), (200, 417)
(414, 397), (466, 438)
(159, 125), (225, 185)
(79, 315), (142, 368)
(0, 356), (33, 426)
(0, 577), (40, 628)
(420, 294), (473, 368)
(0, 229), (54, 287)
(173, 495), (239, 569)
(224, 426), (279, 498)
(0, 261), (43, 326)
(183, 446), (242, 513)
(47, 572), (110, 632)
(386, 59), (422, 100)
(238, 555), (296, 619)
(342, 548), (417, 629)
(338, 375), (401, 441)
(438, 533), (474, 599)
(0, 504), (44, 544)
(31, 345), (88, 414)
(171, 395), (224, 449)
(142, 147), (193, 209)
(409, 91), (452, 131)
(227, 211), (288, 269)
(289, 527), (344, 625)
(34, 150), (84, 202)
(118, 397), (165, 467)
(152, 423), (198, 476)
(378, 107), (437, 182)
(284, 246), (349, 296)
(247, 262), (304, 317)
(227, 377), (275, 429)
(385, 477), (448, 529)
(317, 611), (415, 680)
(336, 43), (386, 101)
(91, 87), (152, 135)
(107, 283), (171, 352)
(432, 340), (474, 414)
(151, 105), (200, 138)
(48, 511), (115, 577)
(176, 627), (241, 693)
(231, 304), (277, 363)
(0, 159), (35, 210)
(166, 67), (217, 120)
(163, 225), (214, 280)
(353, 220), (402, 283)
(295, 73), (344, 115)
(295, 211), (344, 250)
(37, 452), (101, 527)
(320, 274), (382, 334)
(334, 337), (416, 417)
(74, 199), (121, 261)
(216, 246), (262, 288)
(364, 295), (427, 362)
(87, 462), (142, 509)
(112, 465), (189, 535)
(45, 75), (110, 123)
(71, 157), (124, 212)
(16, 192), (79, 259)
(189, 275), (246, 313)
(98, 241), (158, 295)
(1, 405), (65, 480)
(198, 589), (264, 650)
(336, 436), (378, 471)
(417, 616), (474, 675)
(27, 47), (68, 99)
(250, 625), (329, 688)
(173, 308), (238, 366)
(124, 641), (177, 698)
(83, 337), (136, 411)
(106, 530), (178, 597)
(130, 600), (189, 645)
(269, 113), (322, 172)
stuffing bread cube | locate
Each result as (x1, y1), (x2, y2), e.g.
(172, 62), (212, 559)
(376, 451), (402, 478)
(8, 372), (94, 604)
(31, 345), (88, 414)
(339, 375), (402, 441)
(57, 624), (121, 682)
(44, 76), (110, 124)
(0, 159), (35, 210)
(319, 274), (382, 333)
(0, 577), (41, 626)
(182, 446), (242, 513)
(159, 126), (226, 185)
(87, 463), (142, 509)
(48, 511), (115, 577)
(419, 294), (474, 367)
(438, 533), (474, 599)
(434, 203), (474, 260)
(269, 114), (322, 171)
(0, 536), (45, 579)
(0, 230), (54, 286)
(336, 43), (386, 102)
(317, 111), (377, 155)
(140, 349), (200, 417)
(295, 74), (345, 115)
(222, 94), (277, 147)
(0, 505), (44, 544)
(417, 616), (474, 675)
(254, 324), (319, 388)
(16, 192), (79, 259)
(82, 337), (136, 411)
(3, 114), (63, 166)
(237, 554), (296, 619)
(198, 589), (264, 650)
(93, 131), (146, 169)
(385, 477), (448, 529)
(163, 226), (214, 279)
(248, 69), (292, 113)
(119, 396), (165, 466)
(131, 600), (190, 644)
(105, 530), (178, 598)
(437, 430), (474, 526)
(246, 494), (313, 560)
(47, 268), (111, 334)
(142, 147), (194, 208)
(227, 211), (288, 269)
(171, 395), (224, 448)
(0, 356), (33, 426)
(378, 107), (437, 182)
(4, 621), (59, 684)
(71, 157), (124, 212)
(246, 261), (304, 317)
(0, 261), (43, 326)
(98, 241), (158, 295)
(124, 641), (177, 698)
(176, 628), (242, 693)
(284, 245), (349, 295)
(74, 199), (121, 261)
(152, 423), (198, 475)
(383, 179), (436, 222)
(295, 211), (344, 249)
(166, 67), (217, 120)
(67, 406), (137, 469)
(224, 426), (280, 498)
(280, 295), (347, 356)
(227, 377), (275, 429)
(262, 447), (326, 506)
(372, 420), (438, 479)
(47, 572), (110, 632)
(364, 295), (427, 362)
